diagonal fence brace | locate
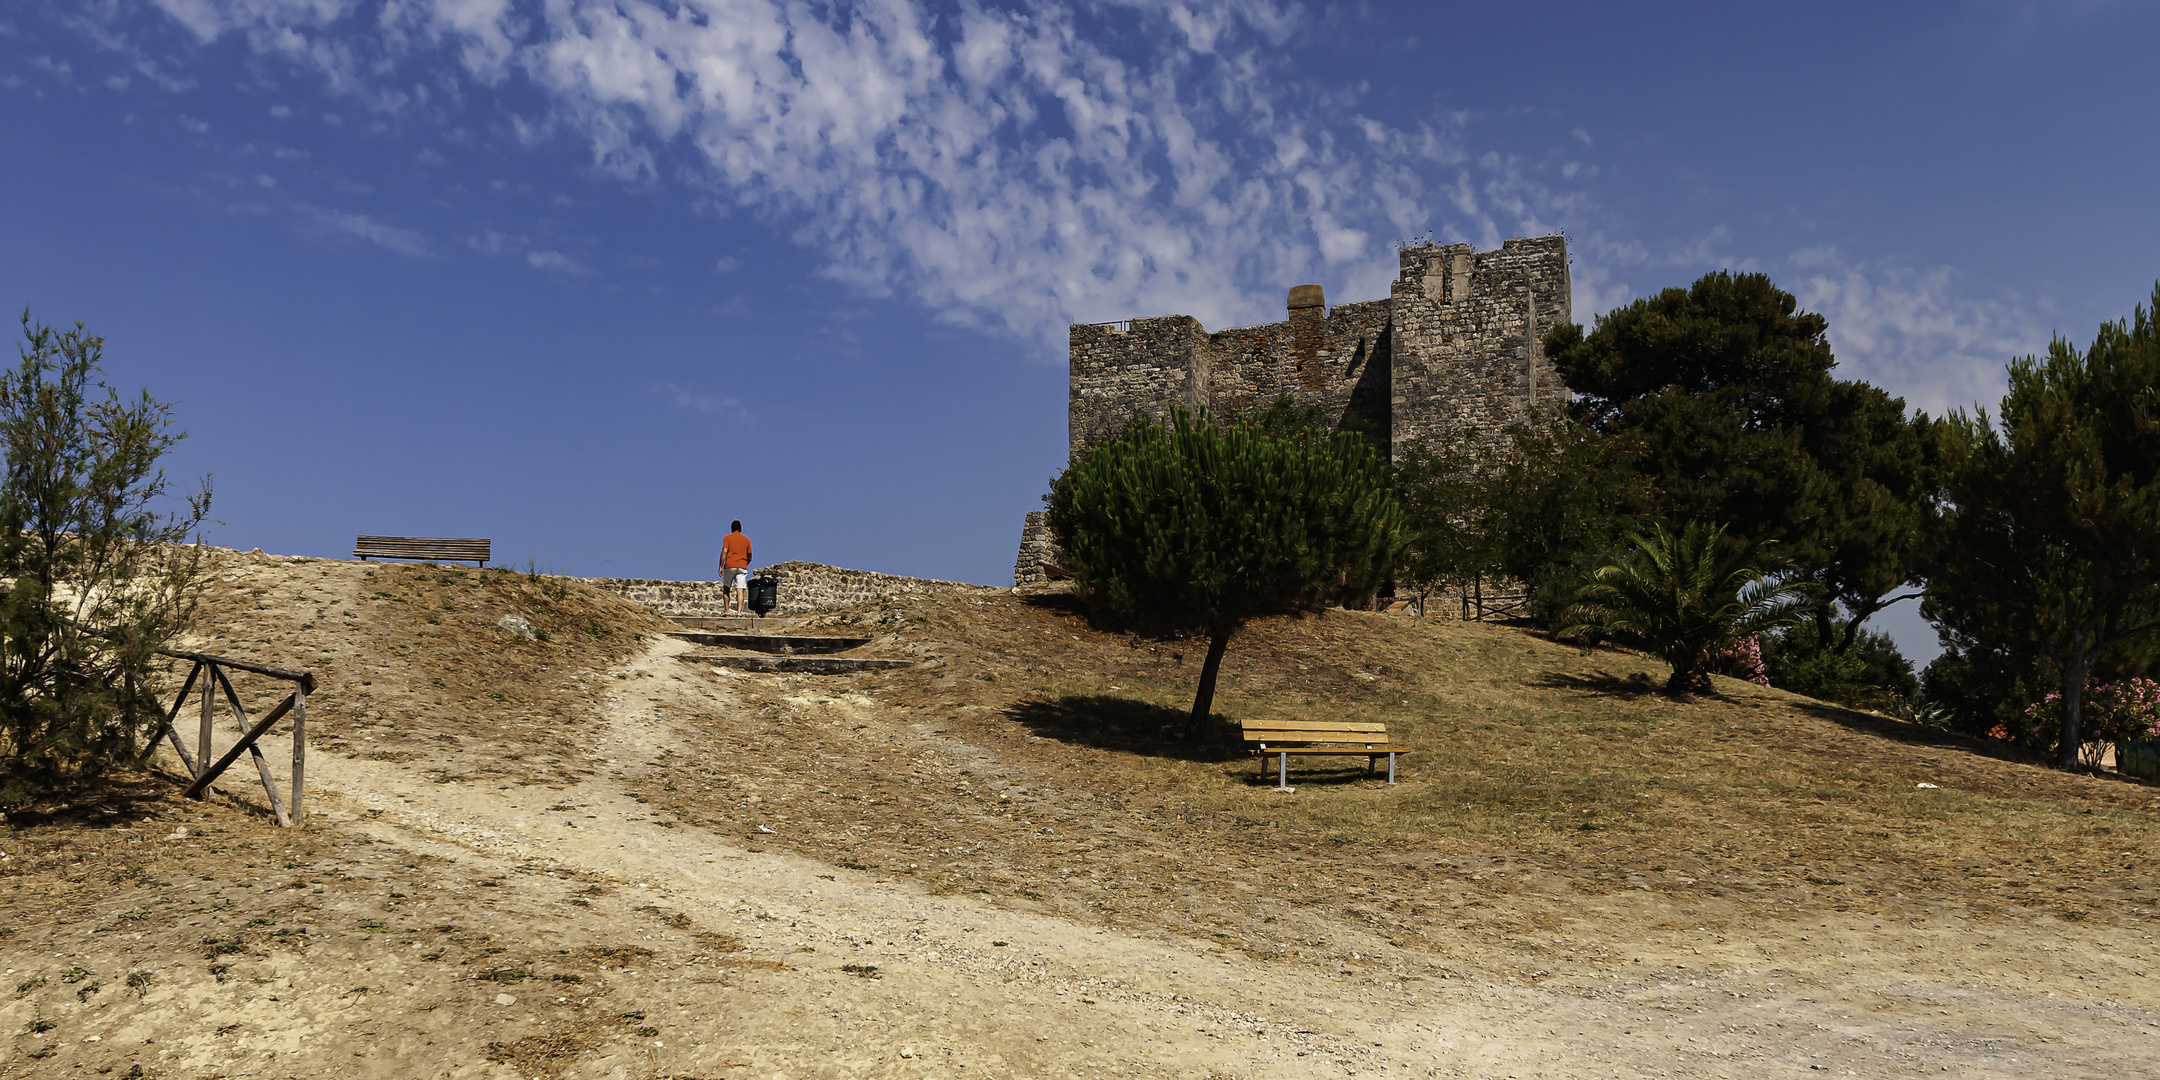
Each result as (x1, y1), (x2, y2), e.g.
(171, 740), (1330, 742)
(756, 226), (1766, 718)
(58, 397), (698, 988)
(182, 687), (297, 820)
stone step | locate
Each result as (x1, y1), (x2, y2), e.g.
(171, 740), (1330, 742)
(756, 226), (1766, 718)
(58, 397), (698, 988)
(669, 616), (808, 632)
(680, 654), (913, 675)
(664, 631), (870, 655)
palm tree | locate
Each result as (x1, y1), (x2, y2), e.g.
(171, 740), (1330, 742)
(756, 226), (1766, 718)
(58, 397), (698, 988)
(1564, 521), (1810, 695)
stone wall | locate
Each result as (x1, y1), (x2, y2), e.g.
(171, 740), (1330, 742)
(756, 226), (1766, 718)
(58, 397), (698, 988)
(1012, 511), (1061, 587)
(587, 560), (993, 620)
(1067, 295), (1398, 462)
(1068, 316), (1209, 461)
(1063, 234), (1569, 470)
(1389, 235), (1572, 456)
(1201, 295), (1395, 452)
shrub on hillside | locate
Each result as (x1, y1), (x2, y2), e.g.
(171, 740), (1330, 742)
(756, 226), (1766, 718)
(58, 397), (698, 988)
(0, 314), (209, 809)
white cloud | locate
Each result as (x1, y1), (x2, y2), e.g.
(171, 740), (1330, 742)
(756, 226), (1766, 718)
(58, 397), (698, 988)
(1791, 249), (2045, 418)
(304, 205), (431, 257)
(177, 113), (209, 133)
(129, 0), (1591, 352)
(525, 249), (587, 273)
(658, 382), (746, 419)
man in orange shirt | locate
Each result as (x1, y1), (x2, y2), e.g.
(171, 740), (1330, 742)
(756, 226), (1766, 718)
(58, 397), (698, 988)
(718, 520), (753, 614)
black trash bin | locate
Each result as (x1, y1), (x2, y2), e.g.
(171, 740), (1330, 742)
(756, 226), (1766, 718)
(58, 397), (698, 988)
(747, 573), (779, 617)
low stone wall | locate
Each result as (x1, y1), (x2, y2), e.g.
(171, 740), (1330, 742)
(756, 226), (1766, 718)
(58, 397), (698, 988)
(1012, 511), (1062, 587)
(586, 559), (994, 619)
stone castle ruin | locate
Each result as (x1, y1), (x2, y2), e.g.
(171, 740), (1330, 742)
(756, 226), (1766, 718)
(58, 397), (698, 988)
(1016, 234), (1571, 586)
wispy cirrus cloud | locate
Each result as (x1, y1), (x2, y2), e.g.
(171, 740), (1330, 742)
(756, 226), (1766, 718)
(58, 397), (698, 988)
(301, 204), (431, 257)
(89, 0), (2058, 422)
(658, 382), (747, 420)
(1789, 247), (2045, 417)
(122, 0), (1591, 349)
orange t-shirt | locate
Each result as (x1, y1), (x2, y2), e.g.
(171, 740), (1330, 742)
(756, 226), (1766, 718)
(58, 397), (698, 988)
(720, 532), (752, 570)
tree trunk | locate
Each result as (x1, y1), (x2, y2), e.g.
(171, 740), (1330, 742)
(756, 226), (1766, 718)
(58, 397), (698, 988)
(1188, 626), (1234, 737)
(2055, 629), (2092, 771)
(1664, 647), (1710, 696)
(1815, 606), (1840, 656)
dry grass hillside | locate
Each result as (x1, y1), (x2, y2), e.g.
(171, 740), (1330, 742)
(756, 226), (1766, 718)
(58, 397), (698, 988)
(2, 550), (2157, 1079)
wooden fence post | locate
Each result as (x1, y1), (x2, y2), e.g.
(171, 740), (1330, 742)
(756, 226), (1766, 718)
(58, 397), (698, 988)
(197, 663), (216, 779)
(290, 684), (306, 824)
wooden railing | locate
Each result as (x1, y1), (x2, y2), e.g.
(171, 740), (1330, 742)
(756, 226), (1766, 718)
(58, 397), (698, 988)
(152, 649), (315, 828)
(1459, 577), (1530, 622)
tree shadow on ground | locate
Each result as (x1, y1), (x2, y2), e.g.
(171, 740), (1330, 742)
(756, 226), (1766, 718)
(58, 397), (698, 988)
(1, 771), (197, 827)
(1004, 695), (1248, 764)
(1016, 590), (1088, 618)
(1535, 670), (1671, 699)
(1785, 699), (2054, 765)
(1244, 757), (1403, 788)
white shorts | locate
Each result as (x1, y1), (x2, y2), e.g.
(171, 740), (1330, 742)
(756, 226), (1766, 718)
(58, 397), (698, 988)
(724, 568), (749, 589)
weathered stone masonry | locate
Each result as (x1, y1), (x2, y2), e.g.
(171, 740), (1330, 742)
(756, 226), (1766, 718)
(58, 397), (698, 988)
(1067, 235), (1569, 463)
(588, 560), (992, 619)
(1029, 234), (1571, 584)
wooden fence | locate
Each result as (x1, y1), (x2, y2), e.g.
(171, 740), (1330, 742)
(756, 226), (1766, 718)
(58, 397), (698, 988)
(1459, 577), (1530, 622)
(152, 649), (315, 828)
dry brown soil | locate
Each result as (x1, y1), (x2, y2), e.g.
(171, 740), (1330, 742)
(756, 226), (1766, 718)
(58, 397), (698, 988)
(3, 551), (2158, 1079)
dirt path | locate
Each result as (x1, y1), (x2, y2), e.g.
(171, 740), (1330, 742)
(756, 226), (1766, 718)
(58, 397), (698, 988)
(247, 634), (2154, 1080)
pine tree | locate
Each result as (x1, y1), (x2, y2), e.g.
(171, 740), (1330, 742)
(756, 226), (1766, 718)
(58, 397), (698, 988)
(1047, 407), (1401, 734)
(0, 314), (210, 807)
(1546, 271), (1929, 655)
(1926, 285), (2160, 768)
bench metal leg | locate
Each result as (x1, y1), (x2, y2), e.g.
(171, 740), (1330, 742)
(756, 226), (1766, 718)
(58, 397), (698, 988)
(1388, 752), (1397, 784)
(1277, 751), (1290, 790)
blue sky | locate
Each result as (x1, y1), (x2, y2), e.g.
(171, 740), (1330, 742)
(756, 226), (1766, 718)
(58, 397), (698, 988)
(3, 1), (2157, 668)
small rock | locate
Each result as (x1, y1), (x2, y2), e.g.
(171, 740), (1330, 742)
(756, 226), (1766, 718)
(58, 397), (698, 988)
(166, 827), (188, 841)
(494, 993), (517, 1006)
(757, 825), (777, 834)
(1916, 783), (1940, 789)
(900, 1047), (915, 1059)
(497, 615), (536, 640)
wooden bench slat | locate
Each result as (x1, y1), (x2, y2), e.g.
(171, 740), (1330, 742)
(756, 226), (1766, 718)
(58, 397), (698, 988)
(1242, 720), (1387, 733)
(1246, 735), (1393, 744)
(355, 536), (491, 565)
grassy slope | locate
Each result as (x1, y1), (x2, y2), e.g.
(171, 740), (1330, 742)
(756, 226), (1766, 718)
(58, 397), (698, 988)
(634, 587), (2160, 967)
(8, 560), (2158, 1003)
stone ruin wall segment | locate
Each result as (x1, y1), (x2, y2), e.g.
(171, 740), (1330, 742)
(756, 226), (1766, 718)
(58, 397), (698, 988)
(1033, 233), (1570, 587)
(1065, 234), (1570, 466)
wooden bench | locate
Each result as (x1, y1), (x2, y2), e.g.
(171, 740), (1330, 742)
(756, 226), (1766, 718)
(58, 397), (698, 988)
(353, 536), (490, 566)
(1243, 720), (1405, 789)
